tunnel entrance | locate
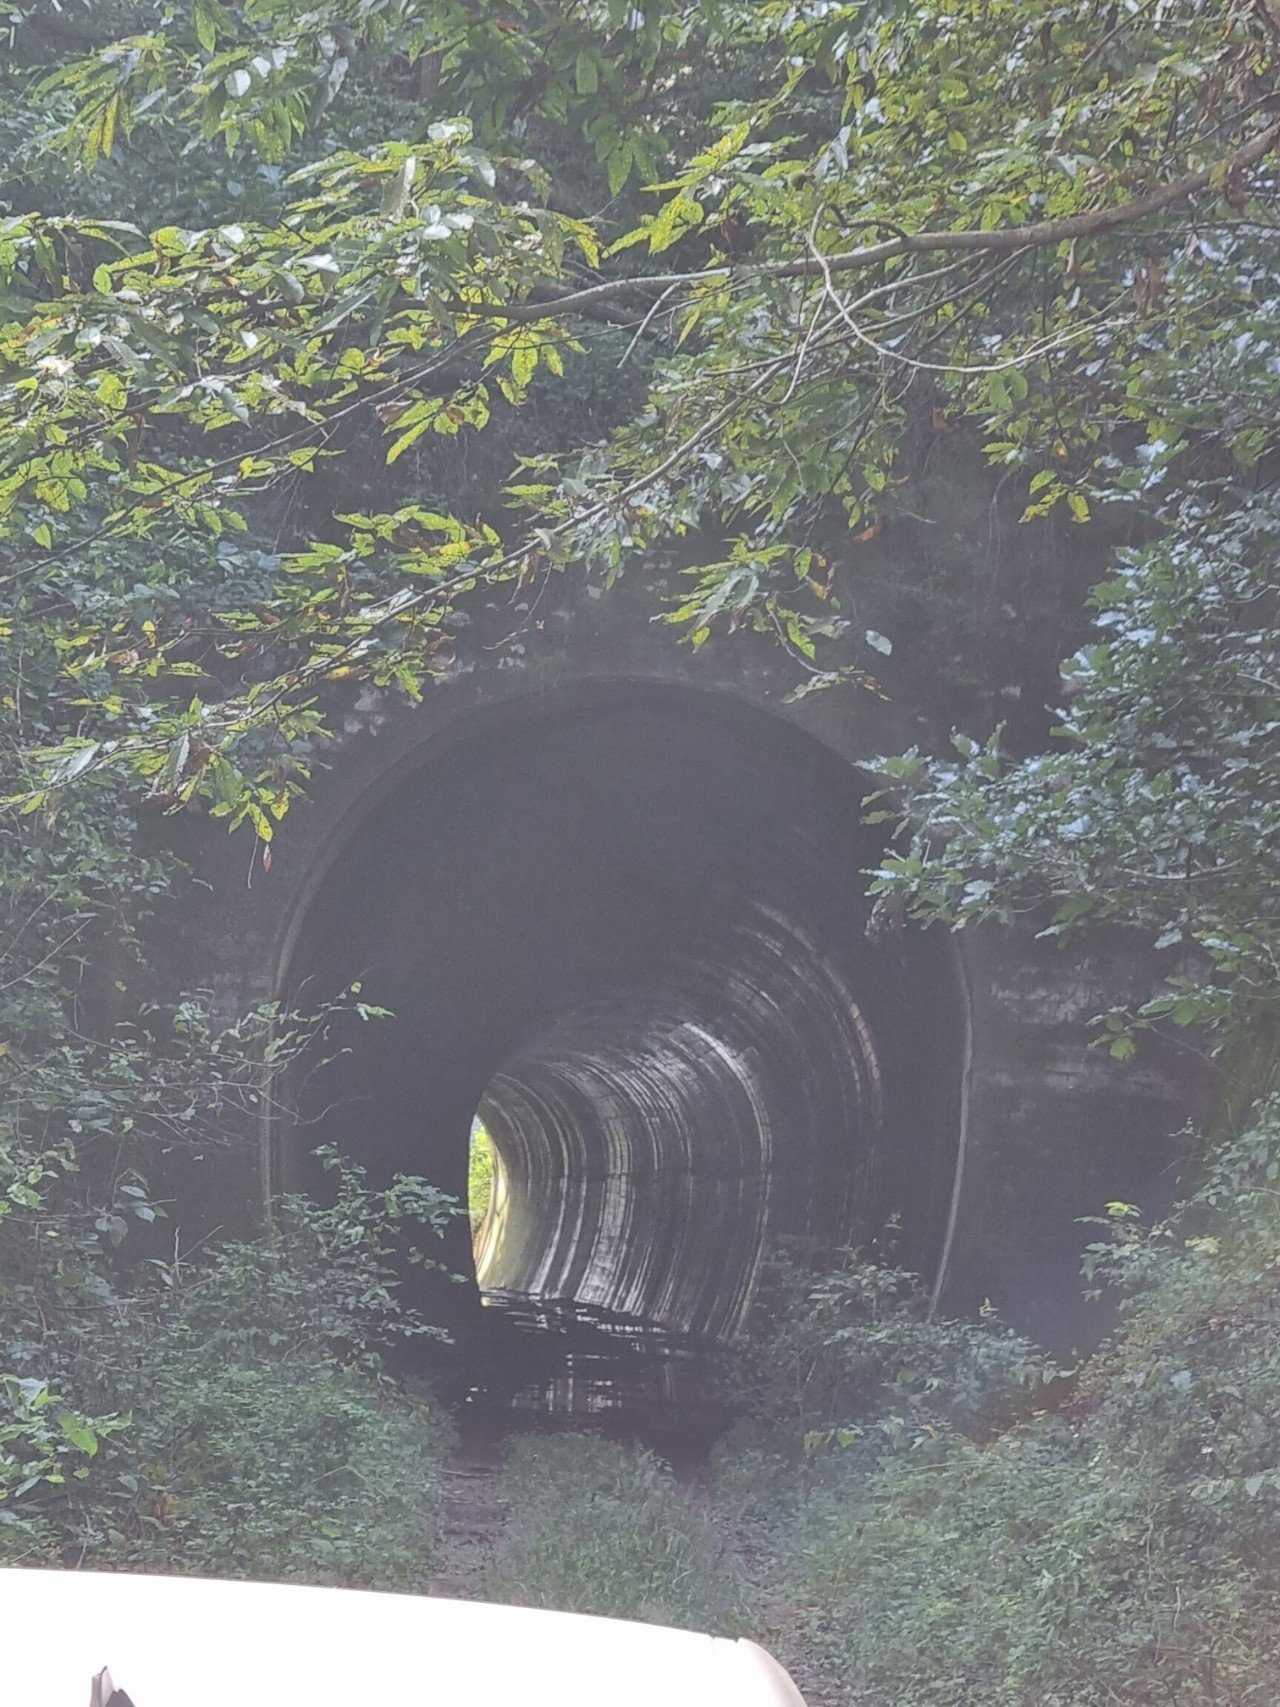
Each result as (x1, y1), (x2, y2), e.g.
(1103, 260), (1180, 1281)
(279, 682), (963, 1427)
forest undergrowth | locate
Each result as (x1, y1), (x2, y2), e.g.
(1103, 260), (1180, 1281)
(6, 1068), (1280, 1707)
(1, 1146), (455, 1588)
(482, 1101), (1280, 1707)
(5, 936), (1278, 1707)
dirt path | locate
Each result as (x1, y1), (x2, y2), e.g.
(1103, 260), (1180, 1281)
(752, 1598), (854, 1707)
(425, 1422), (854, 1704)
(424, 1424), (509, 1600)
(690, 1484), (854, 1707)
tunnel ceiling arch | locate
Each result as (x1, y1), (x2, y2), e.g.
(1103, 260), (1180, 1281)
(282, 682), (963, 1340)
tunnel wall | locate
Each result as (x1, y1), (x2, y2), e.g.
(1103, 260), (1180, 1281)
(161, 586), (1206, 1349)
(472, 905), (886, 1337)
(270, 686), (960, 1340)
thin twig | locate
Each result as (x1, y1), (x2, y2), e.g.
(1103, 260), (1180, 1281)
(617, 280), (682, 367)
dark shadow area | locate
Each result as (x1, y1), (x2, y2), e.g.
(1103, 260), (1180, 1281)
(280, 683), (962, 1419)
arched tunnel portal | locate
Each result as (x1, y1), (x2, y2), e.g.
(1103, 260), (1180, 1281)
(279, 683), (963, 1351)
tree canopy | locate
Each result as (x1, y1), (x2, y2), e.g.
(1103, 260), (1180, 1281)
(3, 1), (1278, 790)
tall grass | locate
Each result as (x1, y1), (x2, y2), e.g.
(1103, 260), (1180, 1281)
(485, 1432), (747, 1632)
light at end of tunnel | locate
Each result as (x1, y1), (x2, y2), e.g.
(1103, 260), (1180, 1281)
(470, 1112), (509, 1287)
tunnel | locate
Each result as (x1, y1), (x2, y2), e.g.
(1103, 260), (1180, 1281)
(278, 682), (964, 1352)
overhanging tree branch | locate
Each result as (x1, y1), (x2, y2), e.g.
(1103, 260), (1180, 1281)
(470, 117), (1280, 326)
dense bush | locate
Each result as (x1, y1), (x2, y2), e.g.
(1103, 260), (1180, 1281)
(719, 1243), (1052, 1487)
(2, 1151), (456, 1586)
(120, 1363), (447, 1588)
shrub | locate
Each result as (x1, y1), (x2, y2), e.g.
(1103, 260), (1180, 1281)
(124, 1363), (447, 1588)
(724, 1243), (1053, 1467)
(3, 1149), (456, 1585)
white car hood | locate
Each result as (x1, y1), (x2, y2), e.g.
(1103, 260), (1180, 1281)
(0, 1569), (806, 1706)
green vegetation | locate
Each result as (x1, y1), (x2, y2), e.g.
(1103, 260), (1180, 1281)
(477, 1111), (1280, 1704)
(486, 1432), (746, 1634)
(2, 1145), (455, 1580)
(1, 0), (1276, 814)
(2, 4), (1280, 1698)
(869, 498), (1280, 1048)
(754, 1107), (1280, 1705)
(468, 1118), (495, 1238)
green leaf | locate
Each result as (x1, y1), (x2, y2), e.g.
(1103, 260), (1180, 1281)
(511, 340), (538, 389)
(101, 93), (119, 159)
(195, 0), (220, 53)
(606, 141), (634, 196)
(58, 1413), (99, 1456)
(648, 195), (704, 256)
(386, 414), (435, 465)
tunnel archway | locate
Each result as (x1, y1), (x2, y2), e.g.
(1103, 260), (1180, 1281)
(279, 681), (963, 1344)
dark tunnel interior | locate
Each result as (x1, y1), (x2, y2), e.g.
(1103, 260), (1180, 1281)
(280, 683), (963, 1351)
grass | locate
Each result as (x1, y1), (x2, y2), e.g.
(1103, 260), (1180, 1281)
(474, 1106), (1280, 1706)
(484, 1432), (748, 1633)
(724, 1111), (1280, 1706)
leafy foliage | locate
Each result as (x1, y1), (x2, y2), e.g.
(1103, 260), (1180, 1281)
(0, 0), (1276, 1050)
(121, 1362), (447, 1587)
(2, 1146), (455, 1576)
(1, 0), (1275, 1061)
(869, 490), (1280, 1044)
(725, 1243), (1052, 1464)
(0, 0), (1276, 802)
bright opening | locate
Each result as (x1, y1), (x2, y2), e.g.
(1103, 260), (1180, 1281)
(468, 1115), (495, 1244)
